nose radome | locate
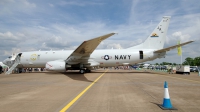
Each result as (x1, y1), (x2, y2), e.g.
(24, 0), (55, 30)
(3, 58), (10, 66)
(2, 59), (7, 65)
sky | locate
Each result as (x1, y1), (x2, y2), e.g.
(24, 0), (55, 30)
(0, 0), (200, 64)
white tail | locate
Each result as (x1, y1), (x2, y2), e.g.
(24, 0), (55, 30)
(128, 16), (171, 50)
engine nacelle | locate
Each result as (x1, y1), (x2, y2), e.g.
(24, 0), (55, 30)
(45, 60), (66, 72)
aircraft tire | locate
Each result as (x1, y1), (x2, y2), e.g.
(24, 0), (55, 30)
(80, 69), (85, 74)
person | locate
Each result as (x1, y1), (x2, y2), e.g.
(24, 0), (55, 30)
(0, 65), (2, 74)
(29, 68), (32, 73)
(168, 66), (173, 74)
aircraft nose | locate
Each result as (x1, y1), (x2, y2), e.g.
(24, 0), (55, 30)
(3, 59), (8, 65)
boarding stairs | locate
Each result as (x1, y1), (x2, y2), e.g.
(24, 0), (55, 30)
(5, 54), (20, 75)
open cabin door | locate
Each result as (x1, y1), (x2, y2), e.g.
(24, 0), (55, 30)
(139, 51), (143, 59)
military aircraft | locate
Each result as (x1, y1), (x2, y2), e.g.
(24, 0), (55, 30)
(3, 16), (193, 74)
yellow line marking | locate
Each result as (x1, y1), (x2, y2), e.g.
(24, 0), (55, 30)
(60, 70), (108, 112)
(154, 73), (200, 83)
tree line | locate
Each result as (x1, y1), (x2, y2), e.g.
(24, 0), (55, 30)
(155, 56), (200, 66)
(182, 57), (200, 66)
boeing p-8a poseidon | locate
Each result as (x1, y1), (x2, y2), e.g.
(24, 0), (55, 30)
(3, 16), (193, 74)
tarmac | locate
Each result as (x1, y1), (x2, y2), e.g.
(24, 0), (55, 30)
(0, 69), (200, 112)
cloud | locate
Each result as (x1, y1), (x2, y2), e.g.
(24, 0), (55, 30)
(0, 31), (26, 40)
(49, 3), (54, 7)
(0, 32), (17, 40)
(172, 31), (191, 42)
(165, 13), (200, 46)
(4, 48), (21, 56)
(107, 43), (123, 49)
(0, 31), (29, 58)
(0, 0), (15, 5)
(59, 0), (104, 6)
(0, 0), (36, 15)
(20, 0), (36, 8)
(43, 35), (70, 49)
(99, 42), (123, 49)
(0, 0), (199, 64)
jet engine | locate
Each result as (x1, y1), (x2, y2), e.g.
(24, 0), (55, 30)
(45, 60), (66, 72)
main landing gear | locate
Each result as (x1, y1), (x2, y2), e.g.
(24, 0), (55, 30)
(79, 69), (91, 74)
(80, 69), (85, 74)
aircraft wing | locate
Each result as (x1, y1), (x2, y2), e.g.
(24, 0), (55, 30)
(154, 41), (194, 53)
(66, 33), (115, 63)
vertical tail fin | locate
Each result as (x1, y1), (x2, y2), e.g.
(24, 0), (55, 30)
(128, 16), (171, 50)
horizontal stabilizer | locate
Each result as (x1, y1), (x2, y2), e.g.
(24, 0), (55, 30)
(154, 41), (194, 53)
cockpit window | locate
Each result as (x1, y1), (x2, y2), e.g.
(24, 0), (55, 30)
(8, 56), (12, 58)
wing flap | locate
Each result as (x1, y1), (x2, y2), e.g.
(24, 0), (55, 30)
(154, 41), (194, 53)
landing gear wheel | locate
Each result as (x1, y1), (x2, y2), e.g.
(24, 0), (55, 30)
(80, 69), (85, 74)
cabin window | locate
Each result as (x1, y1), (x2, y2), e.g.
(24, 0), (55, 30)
(139, 51), (143, 59)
